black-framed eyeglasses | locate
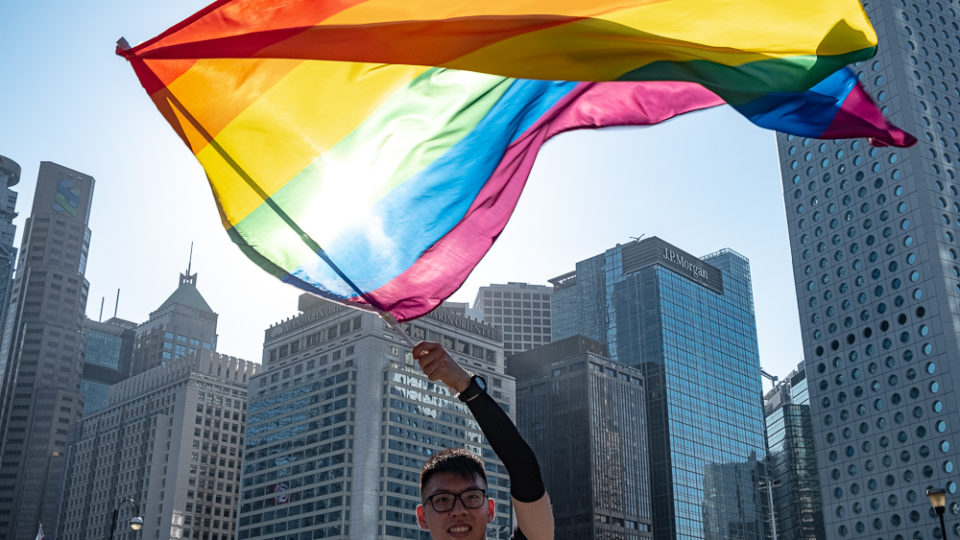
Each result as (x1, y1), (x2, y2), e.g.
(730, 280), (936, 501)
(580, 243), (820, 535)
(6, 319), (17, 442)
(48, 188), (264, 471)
(424, 488), (487, 512)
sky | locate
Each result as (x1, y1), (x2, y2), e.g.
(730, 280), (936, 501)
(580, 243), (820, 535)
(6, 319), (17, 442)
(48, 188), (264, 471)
(0, 0), (803, 381)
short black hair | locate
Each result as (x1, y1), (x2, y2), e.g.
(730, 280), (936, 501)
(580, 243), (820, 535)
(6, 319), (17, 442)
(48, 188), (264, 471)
(420, 448), (487, 496)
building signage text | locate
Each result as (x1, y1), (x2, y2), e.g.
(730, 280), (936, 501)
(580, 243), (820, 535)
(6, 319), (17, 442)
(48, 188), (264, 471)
(662, 248), (709, 281)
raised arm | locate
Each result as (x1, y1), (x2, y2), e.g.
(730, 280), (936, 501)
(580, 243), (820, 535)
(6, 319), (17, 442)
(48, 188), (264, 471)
(413, 341), (554, 540)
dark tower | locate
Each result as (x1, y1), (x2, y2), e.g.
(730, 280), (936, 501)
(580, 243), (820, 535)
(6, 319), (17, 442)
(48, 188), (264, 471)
(0, 162), (94, 540)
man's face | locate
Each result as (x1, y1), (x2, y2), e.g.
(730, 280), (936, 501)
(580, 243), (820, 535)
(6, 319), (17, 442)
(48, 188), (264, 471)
(416, 471), (495, 539)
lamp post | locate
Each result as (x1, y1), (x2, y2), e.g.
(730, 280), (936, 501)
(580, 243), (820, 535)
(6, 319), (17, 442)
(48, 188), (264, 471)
(758, 457), (779, 540)
(108, 498), (143, 540)
(926, 488), (946, 540)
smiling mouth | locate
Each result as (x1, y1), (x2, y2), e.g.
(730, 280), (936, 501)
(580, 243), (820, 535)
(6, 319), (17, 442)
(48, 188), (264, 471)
(447, 524), (472, 536)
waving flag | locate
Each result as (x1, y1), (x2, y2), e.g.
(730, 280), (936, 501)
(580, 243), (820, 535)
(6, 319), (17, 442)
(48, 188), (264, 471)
(118, 0), (915, 321)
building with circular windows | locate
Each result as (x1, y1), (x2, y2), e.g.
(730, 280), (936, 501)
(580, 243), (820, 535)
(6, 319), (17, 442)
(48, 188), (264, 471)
(776, 1), (960, 537)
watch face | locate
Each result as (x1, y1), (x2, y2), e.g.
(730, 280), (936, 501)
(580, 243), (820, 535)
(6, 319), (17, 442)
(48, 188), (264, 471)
(475, 376), (487, 391)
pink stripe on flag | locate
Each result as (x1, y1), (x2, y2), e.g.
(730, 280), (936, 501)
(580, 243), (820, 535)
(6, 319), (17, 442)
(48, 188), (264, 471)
(823, 82), (917, 147)
(356, 81), (724, 320)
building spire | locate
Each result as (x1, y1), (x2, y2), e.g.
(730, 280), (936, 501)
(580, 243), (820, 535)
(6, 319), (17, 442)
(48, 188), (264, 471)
(180, 242), (197, 287)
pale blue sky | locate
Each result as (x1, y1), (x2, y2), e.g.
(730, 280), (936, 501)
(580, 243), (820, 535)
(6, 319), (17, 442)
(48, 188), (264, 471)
(0, 0), (803, 380)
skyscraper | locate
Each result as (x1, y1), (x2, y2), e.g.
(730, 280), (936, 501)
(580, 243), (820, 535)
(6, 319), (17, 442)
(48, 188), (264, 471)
(237, 296), (515, 540)
(474, 282), (553, 358)
(763, 364), (824, 540)
(551, 236), (769, 540)
(510, 336), (652, 539)
(775, 2), (960, 537)
(0, 154), (20, 358)
(58, 351), (257, 540)
(0, 161), (94, 540)
(131, 268), (218, 375)
(80, 317), (136, 415)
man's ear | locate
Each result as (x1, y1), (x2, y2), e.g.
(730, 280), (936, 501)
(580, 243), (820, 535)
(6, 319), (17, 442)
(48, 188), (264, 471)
(417, 504), (429, 530)
(487, 498), (495, 523)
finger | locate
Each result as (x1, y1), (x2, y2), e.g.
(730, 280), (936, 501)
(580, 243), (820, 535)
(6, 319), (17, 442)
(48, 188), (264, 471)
(412, 341), (439, 358)
(417, 356), (435, 373)
(420, 361), (441, 380)
(417, 354), (442, 376)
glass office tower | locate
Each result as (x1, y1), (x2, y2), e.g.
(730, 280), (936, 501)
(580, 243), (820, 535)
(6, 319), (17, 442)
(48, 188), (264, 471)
(764, 364), (825, 540)
(775, 2), (960, 538)
(551, 237), (769, 540)
(79, 317), (136, 415)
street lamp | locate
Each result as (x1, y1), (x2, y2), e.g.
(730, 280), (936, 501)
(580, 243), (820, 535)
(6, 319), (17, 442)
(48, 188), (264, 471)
(758, 478), (780, 540)
(109, 498), (143, 540)
(926, 488), (946, 539)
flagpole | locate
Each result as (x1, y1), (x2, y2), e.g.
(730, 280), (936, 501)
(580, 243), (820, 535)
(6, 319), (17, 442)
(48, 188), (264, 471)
(378, 312), (417, 348)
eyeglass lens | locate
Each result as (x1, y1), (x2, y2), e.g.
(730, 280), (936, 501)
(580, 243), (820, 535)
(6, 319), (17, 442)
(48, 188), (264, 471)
(428, 489), (486, 512)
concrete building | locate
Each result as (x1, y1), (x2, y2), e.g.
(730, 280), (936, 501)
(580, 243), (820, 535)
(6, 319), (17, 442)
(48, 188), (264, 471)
(473, 281), (553, 358)
(763, 363), (824, 540)
(131, 268), (218, 376)
(236, 296), (515, 540)
(551, 236), (770, 540)
(80, 317), (136, 415)
(474, 282), (553, 359)
(0, 161), (94, 540)
(510, 336), (652, 539)
(775, 2), (960, 537)
(58, 351), (257, 540)
(0, 154), (20, 357)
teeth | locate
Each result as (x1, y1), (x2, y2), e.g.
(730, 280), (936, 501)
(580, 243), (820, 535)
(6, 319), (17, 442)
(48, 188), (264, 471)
(449, 525), (470, 533)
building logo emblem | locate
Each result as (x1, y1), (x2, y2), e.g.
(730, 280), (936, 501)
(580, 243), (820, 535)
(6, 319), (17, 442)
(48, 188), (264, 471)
(272, 482), (290, 504)
(53, 179), (81, 217)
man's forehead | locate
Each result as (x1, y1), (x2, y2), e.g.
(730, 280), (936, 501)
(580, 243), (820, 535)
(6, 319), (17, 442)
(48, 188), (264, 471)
(423, 471), (485, 495)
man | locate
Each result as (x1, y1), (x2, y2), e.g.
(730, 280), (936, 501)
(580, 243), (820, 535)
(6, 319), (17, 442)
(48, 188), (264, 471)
(412, 341), (554, 540)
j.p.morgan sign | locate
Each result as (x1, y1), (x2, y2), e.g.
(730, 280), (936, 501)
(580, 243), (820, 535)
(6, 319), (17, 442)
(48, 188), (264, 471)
(621, 237), (724, 294)
(661, 247), (709, 280)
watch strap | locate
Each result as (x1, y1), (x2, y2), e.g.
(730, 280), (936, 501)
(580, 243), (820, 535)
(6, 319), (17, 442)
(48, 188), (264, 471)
(457, 375), (487, 402)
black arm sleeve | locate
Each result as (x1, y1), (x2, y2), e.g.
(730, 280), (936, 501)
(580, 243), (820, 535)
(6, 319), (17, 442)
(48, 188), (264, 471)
(465, 391), (545, 503)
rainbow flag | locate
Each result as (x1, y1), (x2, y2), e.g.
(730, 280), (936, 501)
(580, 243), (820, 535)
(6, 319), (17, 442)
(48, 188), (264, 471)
(118, 0), (915, 321)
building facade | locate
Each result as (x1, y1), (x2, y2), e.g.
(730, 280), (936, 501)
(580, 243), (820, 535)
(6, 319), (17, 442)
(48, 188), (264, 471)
(58, 352), (257, 540)
(775, 1), (960, 537)
(551, 236), (770, 540)
(763, 364), (824, 540)
(237, 296), (515, 540)
(0, 154), (19, 355)
(131, 269), (218, 376)
(0, 161), (94, 540)
(80, 317), (136, 415)
(510, 336), (652, 539)
(473, 282), (553, 359)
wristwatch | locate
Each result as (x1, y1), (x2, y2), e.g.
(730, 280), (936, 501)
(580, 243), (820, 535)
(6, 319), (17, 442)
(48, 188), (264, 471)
(456, 375), (487, 402)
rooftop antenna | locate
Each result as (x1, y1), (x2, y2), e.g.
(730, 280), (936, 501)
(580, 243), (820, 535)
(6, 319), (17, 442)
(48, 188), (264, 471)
(99, 297), (105, 322)
(181, 242), (198, 286)
(114, 288), (120, 319)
